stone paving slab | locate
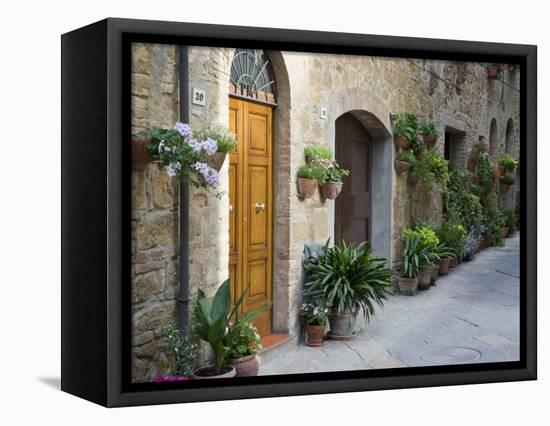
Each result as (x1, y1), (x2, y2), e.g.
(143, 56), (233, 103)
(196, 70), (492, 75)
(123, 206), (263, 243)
(260, 234), (520, 375)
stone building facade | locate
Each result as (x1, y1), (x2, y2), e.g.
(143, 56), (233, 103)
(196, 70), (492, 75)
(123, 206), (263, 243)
(130, 43), (520, 382)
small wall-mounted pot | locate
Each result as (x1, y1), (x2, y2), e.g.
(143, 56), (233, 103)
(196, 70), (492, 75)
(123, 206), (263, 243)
(394, 135), (410, 150)
(208, 151), (227, 172)
(422, 135), (437, 148)
(131, 136), (153, 169)
(321, 181), (343, 199)
(297, 178), (318, 199)
(487, 64), (502, 79)
(500, 184), (510, 194)
(394, 160), (411, 175)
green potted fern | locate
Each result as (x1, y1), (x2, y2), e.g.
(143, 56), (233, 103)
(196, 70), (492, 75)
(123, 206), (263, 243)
(303, 240), (394, 340)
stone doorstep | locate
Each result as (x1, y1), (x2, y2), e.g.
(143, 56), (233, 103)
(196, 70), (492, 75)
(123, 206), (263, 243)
(258, 333), (295, 362)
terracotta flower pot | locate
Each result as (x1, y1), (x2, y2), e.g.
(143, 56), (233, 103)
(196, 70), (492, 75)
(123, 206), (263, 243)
(328, 311), (357, 340)
(321, 182), (343, 199)
(193, 365), (236, 379)
(297, 178), (318, 199)
(208, 151), (227, 171)
(500, 184), (510, 194)
(397, 276), (418, 296)
(487, 65), (501, 79)
(306, 323), (326, 347)
(418, 265), (433, 290)
(430, 263), (440, 285)
(439, 257), (451, 275)
(394, 135), (410, 150)
(229, 354), (260, 377)
(423, 134), (437, 148)
(500, 226), (509, 238)
(394, 160), (411, 175)
(131, 135), (153, 169)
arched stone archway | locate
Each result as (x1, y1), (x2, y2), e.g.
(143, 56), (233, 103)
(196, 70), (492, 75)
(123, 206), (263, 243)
(489, 118), (498, 160)
(505, 118), (514, 155)
(327, 89), (393, 263)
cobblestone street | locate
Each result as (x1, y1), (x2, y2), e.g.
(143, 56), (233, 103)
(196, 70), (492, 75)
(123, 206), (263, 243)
(260, 235), (520, 375)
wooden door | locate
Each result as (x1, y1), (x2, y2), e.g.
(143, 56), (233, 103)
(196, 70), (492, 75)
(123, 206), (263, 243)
(335, 114), (371, 245)
(228, 97), (273, 336)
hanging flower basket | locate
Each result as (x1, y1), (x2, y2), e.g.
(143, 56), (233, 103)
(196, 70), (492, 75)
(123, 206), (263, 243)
(394, 159), (411, 175)
(500, 184), (510, 194)
(422, 134), (437, 148)
(297, 178), (318, 199)
(131, 135), (153, 168)
(394, 135), (410, 150)
(207, 151), (227, 172)
(321, 181), (343, 199)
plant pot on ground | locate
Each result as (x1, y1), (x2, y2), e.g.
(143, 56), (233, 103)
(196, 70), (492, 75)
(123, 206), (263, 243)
(397, 275), (418, 296)
(300, 302), (329, 346)
(500, 226), (509, 238)
(450, 257), (457, 268)
(228, 321), (262, 377)
(430, 263), (440, 285)
(192, 279), (268, 379)
(302, 239), (394, 340)
(418, 264), (434, 290)
(439, 257), (451, 275)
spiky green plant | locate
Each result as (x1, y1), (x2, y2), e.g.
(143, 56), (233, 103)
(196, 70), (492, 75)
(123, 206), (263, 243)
(302, 240), (394, 321)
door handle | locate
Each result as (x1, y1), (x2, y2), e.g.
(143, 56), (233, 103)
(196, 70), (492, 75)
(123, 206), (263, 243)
(229, 204), (234, 213)
(255, 202), (265, 213)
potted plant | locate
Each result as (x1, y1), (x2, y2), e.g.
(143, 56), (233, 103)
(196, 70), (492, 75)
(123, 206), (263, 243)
(303, 240), (394, 340)
(320, 162), (349, 199)
(395, 149), (415, 174)
(420, 122), (438, 148)
(228, 321), (262, 377)
(396, 231), (423, 295)
(300, 302), (329, 347)
(142, 122), (225, 198)
(404, 225), (440, 290)
(305, 144), (333, 164)
(500, 207), (517, 237)
(498, 154), (517, 176)
(500, 174), (515, 193)
(390, 112), (419, 151)
(193, 124), (237, 171)
(192, 279), (267, 379)
(436, 221), (465, 275)
(297, 165), (322, 199)
(158, 323), (197, 381)
(487, 64), (502, 79)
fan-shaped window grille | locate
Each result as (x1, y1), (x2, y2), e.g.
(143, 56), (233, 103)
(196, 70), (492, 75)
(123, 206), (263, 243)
(230, 49), (276, 104)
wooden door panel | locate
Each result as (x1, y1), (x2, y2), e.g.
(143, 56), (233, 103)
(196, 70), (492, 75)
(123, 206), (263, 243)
(229, 97), (273, 336)
(335, 114), (371, 246)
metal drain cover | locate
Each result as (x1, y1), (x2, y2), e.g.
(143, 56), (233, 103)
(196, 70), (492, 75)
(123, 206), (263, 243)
(421, 347), (481, 364)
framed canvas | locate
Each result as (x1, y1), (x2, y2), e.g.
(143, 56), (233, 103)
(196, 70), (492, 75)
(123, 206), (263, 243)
(61, 18), (537, 407)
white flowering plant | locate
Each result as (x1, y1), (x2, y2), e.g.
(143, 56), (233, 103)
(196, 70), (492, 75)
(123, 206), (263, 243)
(300, 302), (330, 326)
(142, 122), (235, 195)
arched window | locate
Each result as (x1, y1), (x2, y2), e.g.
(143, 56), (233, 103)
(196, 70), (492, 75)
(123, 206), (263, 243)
(505, 119), (514, 155)
(230, 49), (276, 104)
(489, 119), (498, 160)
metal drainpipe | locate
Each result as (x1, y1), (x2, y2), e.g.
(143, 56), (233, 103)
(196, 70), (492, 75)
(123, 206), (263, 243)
(177, 46), (190, 332)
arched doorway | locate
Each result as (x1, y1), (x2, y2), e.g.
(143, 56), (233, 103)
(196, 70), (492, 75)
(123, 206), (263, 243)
(505, 118), (514, 155)
(228, 49), (276, 336)
(333, 110), (393, 260)
(335, 113), (371, 245)
(489, 118), (498, 160)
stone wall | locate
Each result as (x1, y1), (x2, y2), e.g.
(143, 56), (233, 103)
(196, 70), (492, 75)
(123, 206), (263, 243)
(131, 43), (180, 382)
(131, 44), (520, 382)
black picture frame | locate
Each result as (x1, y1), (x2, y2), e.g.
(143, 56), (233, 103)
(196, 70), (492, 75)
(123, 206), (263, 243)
(61, 18), (537, 407)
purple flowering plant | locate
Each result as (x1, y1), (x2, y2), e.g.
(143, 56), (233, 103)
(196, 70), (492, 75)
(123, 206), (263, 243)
(141, 122), (236, 197)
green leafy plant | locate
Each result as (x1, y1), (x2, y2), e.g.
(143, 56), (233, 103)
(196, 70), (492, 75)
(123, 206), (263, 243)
(297, 164), (325, 180)
(499, 207), (517, 234)
(302, 240), (394, 320)
(498, 154), (517, 173)
(411, 148), (449, 190)
(300, 302), (330, 326)
(437, 220), (467, 259)
(305, 145), (333, 162)
(391, 112), (420, 145)
(193, 124), (237, 153)
(420, 122), (438, 137)
(500, 174), (516, 185)
(403, 224), (440, 266)
(164, 323), (198, 377)
(396, 149), (416, 163)
(322, 162), (349, 183)
(398, 232), (426, 278)
(192, 279), (268, 374)
(229, 321), (262, 359)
